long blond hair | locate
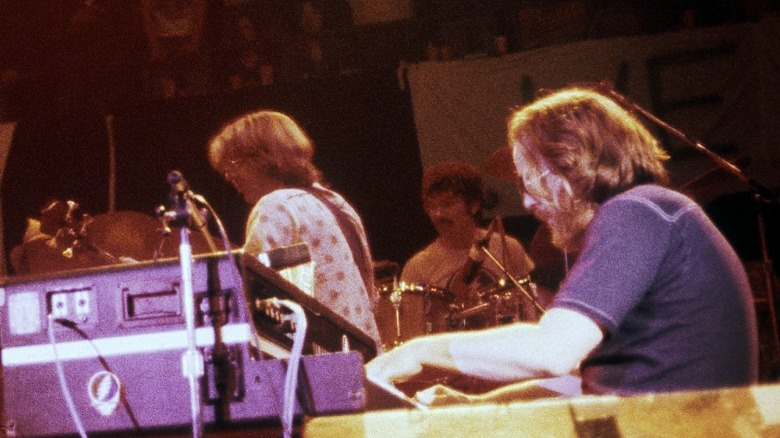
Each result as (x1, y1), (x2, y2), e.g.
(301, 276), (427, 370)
(208, 110), (322, 187)
(508, 87), (670, 249)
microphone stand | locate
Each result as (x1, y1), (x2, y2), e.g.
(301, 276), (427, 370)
(479, 245), (546, 315)
(599, 82), (780, 375)
(451, 217), (545, 324)
(159, 179), (204, 438)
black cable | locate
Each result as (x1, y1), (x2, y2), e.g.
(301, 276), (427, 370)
(53, 318), (142, 431)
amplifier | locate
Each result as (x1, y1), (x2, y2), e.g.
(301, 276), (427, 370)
(0, 252), (366, 437)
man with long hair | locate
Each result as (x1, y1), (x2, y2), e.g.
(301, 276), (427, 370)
(367, 86), (757, 396)
(208, 110), (382, 349)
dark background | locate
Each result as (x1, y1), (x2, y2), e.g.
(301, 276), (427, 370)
(1, 70), (436, 272)
(1, 1), (778, 274)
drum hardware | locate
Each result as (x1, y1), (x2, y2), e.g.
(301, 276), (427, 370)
(448, 215), (545, 316)
(389, 285), (403, 346)
(376, 282), (455, 349)
(449, 275), (544, 329)
(446, 303), (464, 330)
(450, 302), (491, 321)
(376, 275), (542, 349)
(486, 292), (520, 326)
(451, 283), (524, 327)
(47, 200), (125, 265)
(477, 243), (546, 316)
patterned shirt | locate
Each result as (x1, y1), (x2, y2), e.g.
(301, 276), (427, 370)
(243, 183), (382, 349)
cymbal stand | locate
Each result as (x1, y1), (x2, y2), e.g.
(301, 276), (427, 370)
(599, 81), (780, 376)
(389, 280), (403, 347)
(57, 201), (123, 264)
(61, 216), (122, 264)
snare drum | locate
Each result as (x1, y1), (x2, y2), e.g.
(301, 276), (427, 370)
(375, 282), (455, 349)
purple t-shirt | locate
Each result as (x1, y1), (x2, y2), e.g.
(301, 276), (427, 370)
(552, 185), (758, 395)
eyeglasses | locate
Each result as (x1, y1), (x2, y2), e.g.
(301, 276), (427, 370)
(219, 158), (245, 180)
(527, 169), (550, 185)
(518, 169), (550, 193)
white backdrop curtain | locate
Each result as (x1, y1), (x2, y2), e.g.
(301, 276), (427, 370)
(405, 13), (780, 217)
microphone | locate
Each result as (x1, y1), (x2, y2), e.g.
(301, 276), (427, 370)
(257, 242), (312, 270)
(461, 217), (499, 284)
(163, 170), (210, 225)
(167, 170), (190, 197)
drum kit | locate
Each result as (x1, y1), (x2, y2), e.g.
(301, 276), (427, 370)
(375, 276), (542, 350)
(17, 200), (543, 352)
(10, 199), (225, 276)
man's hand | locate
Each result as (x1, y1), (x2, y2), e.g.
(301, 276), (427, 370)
(365, 339), (426, 383)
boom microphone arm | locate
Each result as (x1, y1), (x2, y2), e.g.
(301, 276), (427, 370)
(596, 81), (779, 374)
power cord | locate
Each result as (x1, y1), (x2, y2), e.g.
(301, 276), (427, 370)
(47, 315), (88, 438)
(47, 316), (142, 436)
(196, 191), (309, 437)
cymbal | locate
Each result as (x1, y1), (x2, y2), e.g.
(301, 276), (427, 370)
(84, 210), (163, 262)
(482, 146), (518, 181)
(12, 210), (163, 275)
(88, 210), (235, 260)
(154, 228), (232, 260)
(13, 236), (106, 275)
(12, 210), (234, 276)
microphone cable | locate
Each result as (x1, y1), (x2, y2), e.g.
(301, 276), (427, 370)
(191, 187), (310, 438)
(190, 193), (269, 354)
(260, 298), (308, 438)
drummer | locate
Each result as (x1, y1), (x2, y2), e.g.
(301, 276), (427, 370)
(401, 161), (535, 317)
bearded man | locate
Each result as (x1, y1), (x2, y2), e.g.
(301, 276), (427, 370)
(367, 86), (757, 396)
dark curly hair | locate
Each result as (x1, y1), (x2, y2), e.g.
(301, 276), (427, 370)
(422, 161), (486, 221)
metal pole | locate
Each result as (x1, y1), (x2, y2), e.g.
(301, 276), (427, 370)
(178, 226), (204, 438)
